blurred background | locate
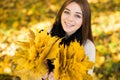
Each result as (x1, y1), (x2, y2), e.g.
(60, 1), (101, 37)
(0, 0), (120, 80)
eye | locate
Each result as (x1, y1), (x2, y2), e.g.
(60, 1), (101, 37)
(75, 14), (81, 18)
(63, 11), (70, 14)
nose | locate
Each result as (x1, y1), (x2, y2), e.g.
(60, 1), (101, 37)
(67, 14), (74, 22)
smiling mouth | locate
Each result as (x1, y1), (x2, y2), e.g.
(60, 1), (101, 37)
(65, 22), (74, 27)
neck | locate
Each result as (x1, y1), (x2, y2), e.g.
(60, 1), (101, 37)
(65, 33), (71, 39)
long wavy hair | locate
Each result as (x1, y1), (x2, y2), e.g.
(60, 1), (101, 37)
(50, 0), (93, 45)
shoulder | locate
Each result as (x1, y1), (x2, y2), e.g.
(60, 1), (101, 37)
(83, 39), (96, 62)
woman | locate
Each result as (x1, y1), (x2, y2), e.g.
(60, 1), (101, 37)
(42, 0), (96, 79)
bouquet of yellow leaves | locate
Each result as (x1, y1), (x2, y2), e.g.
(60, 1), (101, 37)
(54, 40), (94, 80)
(12, 29), (94, 80)
(12, 29), (60, 80)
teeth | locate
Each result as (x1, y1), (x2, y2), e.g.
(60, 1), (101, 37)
(65, 22), (73, 27)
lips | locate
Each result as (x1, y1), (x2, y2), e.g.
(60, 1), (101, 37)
(65, 22), (74, 27)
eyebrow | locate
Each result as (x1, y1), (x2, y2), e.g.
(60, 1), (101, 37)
(64, 8), (82, 15)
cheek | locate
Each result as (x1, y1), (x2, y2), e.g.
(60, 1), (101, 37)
(76, 19), (83, 28)
(61, 13), (68, 20)
(61, 14), (66, 24)
(61, 15), (64, 29)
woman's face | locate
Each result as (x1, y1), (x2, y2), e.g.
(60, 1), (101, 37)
(61, 2), (83, 36)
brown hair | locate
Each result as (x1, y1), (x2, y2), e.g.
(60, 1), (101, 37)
(50, 0), (93, 45)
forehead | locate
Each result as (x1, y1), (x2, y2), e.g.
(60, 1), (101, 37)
(64, 2), (82, 12)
